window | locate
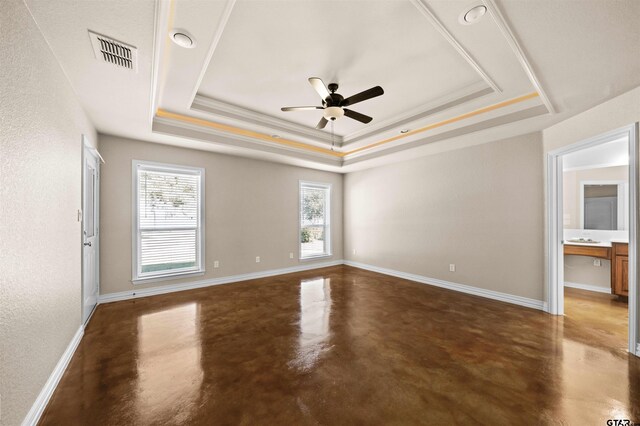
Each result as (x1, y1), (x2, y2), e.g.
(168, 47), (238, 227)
(300, 181), (331, 259)
(133, 161), (204, 282)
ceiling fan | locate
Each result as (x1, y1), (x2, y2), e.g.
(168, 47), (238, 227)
(281, 77), (384, 130)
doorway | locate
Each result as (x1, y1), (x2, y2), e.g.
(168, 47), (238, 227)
(547, 124), (638, 356)
(82, 136), (100, 324)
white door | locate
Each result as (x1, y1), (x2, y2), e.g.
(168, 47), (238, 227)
(82, 143), (100, 324)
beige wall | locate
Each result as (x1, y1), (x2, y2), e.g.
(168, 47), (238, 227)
(0, 1), (98, 424)
(98, 135), (343, 296)
(344, 132), (544, 301)
(543, 87), (640, 154)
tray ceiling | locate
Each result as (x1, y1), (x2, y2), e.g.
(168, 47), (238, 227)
(196, 0), (488, 137)
(153, 0), (547, 166)
(24, 0), (640, 172)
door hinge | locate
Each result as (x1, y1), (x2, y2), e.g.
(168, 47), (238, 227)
(77, 209), (82, 222)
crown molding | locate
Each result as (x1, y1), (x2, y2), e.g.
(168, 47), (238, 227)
(153, 92), (543, 168)
(187, 0), (237, 107)
(149, 0), (171, 124)
(342, 84), (494, 145)
(343, 103), (549, 165)
(193, 82), (494, 148)
(409, 0), (501, 93)
(482, 0), (556, 114)
(152, 113), (343, 166)
(344, 92), (541, 158)
(192, 94), (335, 144)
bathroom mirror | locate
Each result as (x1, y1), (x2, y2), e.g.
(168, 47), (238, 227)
(580, 181), (627, 230)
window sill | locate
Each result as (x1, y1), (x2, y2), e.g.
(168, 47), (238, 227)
(132, 270), (205, 285)
(300, 254), (333, 262)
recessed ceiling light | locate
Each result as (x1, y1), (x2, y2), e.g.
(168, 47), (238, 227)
(460, 4), (487, 25)
(400, 129), (410, 134)
(170, 29), (196, 48)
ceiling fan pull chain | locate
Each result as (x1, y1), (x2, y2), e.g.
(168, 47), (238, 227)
(331, 121), (335, 151)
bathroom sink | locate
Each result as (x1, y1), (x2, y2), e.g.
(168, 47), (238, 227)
(566, 238), (601, 244)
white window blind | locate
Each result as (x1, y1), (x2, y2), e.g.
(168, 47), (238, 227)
(300, 182), (331, 259)
(133, 161), (204, 282)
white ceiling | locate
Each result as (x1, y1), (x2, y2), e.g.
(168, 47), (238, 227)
(198, 0), (485, 136)
(23, 0), (156, 143)
(563, 137), (629, 171)
(24, 0), (640, 173)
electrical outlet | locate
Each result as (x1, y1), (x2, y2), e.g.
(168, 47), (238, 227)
(289, 252), (294, 259)
(256, 256), (260, 263)
(213, 261), (219, 268)
(352, 249), (356, 255)
(449, 264), (456, 272)
(593, 259), (601, 267)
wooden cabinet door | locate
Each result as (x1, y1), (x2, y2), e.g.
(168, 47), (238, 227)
(614, 256), (629, 297)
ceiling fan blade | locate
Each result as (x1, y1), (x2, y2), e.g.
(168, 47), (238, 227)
(309, 77), (331, 100)
(344, 108), (373, 124)
(281, 106), (323, 112)
(342, 86), (384, 107)
(316, 117), (328, 129)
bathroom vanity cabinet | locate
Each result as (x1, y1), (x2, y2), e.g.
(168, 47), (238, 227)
(563, 241), (628, 297)
(611, 242), (628, 297)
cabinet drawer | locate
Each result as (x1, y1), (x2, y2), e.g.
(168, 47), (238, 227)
(614, 243), (628, 256)
(563, 244), (611, 259)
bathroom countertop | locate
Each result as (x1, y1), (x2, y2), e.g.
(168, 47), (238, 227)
(564, 240), (611, 248)
(564, 238), (629, 248)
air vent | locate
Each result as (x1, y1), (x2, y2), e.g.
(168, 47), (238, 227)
(88, 31), (137, 72)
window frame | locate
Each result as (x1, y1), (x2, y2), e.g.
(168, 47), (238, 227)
(299, 180), (332, 260)
(132, 160), (205, 284)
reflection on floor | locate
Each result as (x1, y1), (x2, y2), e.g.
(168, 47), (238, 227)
(40, 266), (639, 424)
(565, 287), (628, 352)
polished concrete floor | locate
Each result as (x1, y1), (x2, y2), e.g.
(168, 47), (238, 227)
(40, 266), (639, 425)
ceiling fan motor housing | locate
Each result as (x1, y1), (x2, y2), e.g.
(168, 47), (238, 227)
(324, 91), (344, 107)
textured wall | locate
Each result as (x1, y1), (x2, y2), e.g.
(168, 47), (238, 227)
(98, 135), (343, 296)
(0, 1), (97, 425)
(344, 133), (544, 301)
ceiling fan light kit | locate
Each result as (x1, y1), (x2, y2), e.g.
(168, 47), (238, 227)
(323, 106), (344, 121)
(281, 77), (384, 130)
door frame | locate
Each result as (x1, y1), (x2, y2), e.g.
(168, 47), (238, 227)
(546, 123), (639, 356)
(81, 135), (101, 324)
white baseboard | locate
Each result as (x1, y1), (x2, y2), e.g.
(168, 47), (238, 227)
(564, 281), (612, 294)
(344, 260), (546, 311)
(22, 326), (84, 426)
(636, 343), (640, 357)
(99, 259), (344, 303)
